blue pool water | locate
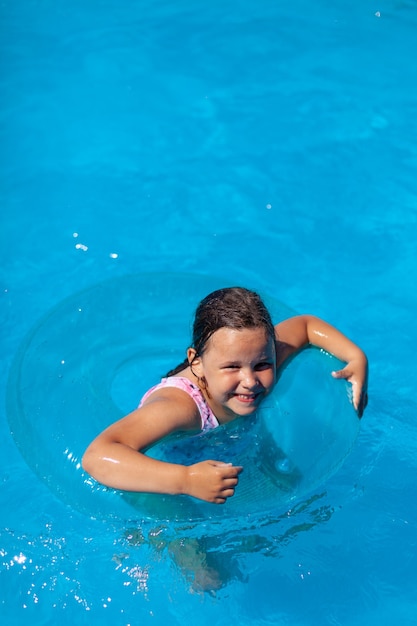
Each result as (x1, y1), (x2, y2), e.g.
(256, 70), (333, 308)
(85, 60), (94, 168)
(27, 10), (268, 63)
(1, 0), (417, 624)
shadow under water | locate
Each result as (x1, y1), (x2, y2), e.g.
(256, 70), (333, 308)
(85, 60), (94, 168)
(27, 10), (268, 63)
(120, 491), (334, 594)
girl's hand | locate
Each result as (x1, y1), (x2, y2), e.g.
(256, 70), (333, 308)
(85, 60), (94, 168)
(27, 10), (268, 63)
(184, 460), (243, 504)
(332, 357), (369, 418)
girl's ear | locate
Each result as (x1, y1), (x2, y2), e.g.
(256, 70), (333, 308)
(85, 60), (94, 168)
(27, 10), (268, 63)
(187, 347), (204, 377)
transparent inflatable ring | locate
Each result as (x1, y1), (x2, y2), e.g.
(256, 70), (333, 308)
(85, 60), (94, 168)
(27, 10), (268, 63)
(6, 273), (360, 522)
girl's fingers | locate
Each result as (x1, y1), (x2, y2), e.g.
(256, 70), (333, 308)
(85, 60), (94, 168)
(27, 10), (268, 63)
(215, 488), (236, 503)
(331, 367), (350, 380)
(357, 391), (368, 418)
(332, 368), (367, 416)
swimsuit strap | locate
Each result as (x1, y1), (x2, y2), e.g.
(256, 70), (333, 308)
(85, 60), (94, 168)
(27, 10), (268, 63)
(139, 376), (219, 432)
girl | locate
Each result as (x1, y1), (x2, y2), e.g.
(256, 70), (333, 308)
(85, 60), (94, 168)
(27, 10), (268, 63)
(82, 287), (368, 504)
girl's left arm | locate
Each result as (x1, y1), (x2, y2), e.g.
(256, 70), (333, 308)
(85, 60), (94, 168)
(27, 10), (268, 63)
(275, 315), (368, 417)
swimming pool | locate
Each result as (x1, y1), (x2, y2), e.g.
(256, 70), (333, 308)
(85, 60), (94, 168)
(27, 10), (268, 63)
(1, 0), (417, 623)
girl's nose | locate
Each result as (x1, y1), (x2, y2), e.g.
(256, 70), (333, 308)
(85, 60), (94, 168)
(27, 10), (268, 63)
(242, 370), (259, 389)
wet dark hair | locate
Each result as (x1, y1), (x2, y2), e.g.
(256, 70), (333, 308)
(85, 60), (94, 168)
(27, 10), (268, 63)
(166, 287), (275, 377)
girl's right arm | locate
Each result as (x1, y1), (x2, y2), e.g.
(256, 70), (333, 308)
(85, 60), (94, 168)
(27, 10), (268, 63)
(82, 389), (242, 504)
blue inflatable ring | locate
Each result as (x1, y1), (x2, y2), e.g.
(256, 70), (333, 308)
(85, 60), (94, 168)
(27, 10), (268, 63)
(6, 273), (360, 522)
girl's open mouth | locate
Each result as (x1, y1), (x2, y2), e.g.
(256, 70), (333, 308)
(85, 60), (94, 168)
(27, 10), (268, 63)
(234, 393), (259, 403)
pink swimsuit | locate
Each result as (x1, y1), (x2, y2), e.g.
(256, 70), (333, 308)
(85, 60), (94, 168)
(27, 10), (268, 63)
(139, 376), (219, 433)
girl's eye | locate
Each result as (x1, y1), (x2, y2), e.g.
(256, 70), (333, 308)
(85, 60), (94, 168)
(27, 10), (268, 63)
(222, 362), (273, 371)
(255, 362), (273, 371)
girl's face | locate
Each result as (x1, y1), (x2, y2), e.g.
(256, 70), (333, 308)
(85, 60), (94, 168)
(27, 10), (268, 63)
(189, 327), (276, 423)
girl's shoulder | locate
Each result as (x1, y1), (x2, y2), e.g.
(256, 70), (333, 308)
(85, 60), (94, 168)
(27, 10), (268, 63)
(139, 376), (198, 406)
(275, 339), (297, 369)
(140, 377), (219, 432)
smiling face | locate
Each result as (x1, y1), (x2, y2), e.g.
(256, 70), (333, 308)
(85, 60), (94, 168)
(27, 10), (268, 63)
(188, 327), (277, 423)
